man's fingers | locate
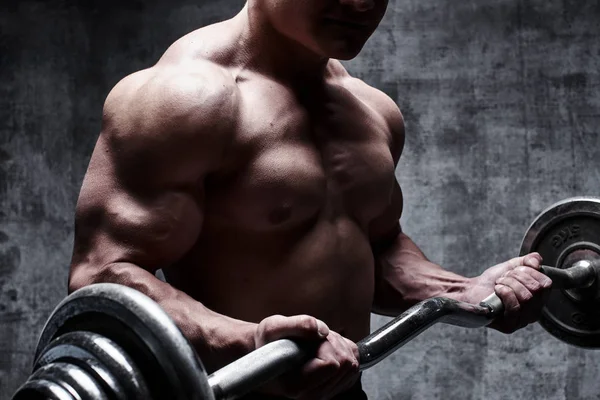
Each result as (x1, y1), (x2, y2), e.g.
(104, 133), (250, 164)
(331, 333), (359, 373)
(297, 334), (359, 400)
(523, 252), (543, 269)
(496, 276), (533, 303)
(509, 252), (543, 270)
(279, 341), (340, 397)
(494, 283), (520, 313)
(494, 283), (526, 333)
(257, 320), (359, 399)
(512, 267), (552, 290)
(510, 267), (552, 324)
(486, 253), (548, 334)
(299, 354), (340, 386)
(343, 337), (360, 361)
(496, 268), (552, 328)
(256, 314), (329, 346)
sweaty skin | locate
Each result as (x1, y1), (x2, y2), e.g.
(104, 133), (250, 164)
(70, 1), (551, 398)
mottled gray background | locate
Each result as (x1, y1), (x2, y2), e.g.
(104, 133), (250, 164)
(1, 0), (599, 399)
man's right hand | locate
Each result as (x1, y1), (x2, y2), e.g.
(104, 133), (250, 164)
(253, 315), (360, 400)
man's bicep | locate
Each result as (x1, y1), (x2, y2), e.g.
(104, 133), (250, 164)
(369, 180), (404, 253)
(91, 183), (204, 270)
(71, 138), (205, 281)
(71, 66), (236, 283)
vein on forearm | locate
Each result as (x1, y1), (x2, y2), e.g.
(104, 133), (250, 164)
(372, 232), (470, 317)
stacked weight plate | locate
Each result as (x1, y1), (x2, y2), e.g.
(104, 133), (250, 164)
(12, 284), (214, 400)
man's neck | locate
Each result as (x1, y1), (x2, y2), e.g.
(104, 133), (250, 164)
(230, 4), (330, 85)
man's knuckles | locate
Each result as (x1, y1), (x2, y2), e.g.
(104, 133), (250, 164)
(258, 314), (326, 339)
(523, 257), (541, 269)
(336, 353), (358, 371)
(505, 267), (551, 290)
(500, 265), (552, 288)
(513, 270), (546, 291)
(496, 277), (533, 301)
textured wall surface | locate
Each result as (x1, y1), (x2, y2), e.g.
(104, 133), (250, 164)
(1, 0), (599, 399)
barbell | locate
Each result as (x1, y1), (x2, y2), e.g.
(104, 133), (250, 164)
(11, 197), (600, 400)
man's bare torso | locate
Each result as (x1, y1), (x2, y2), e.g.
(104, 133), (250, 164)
(82, 17), (404, 344)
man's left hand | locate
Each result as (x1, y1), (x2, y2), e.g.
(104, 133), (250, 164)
(462, 253), (552, 333)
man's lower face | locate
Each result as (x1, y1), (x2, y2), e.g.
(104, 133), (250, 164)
(318, 34), (371, 60)
(301, 23), (373, 59)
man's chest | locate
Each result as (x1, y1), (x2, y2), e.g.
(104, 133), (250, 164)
(208, 79), (397, 231)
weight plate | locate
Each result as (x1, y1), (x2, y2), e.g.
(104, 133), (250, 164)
(520, 197), (600, 348)
(35, 331), (149, 400)
(35, 283), (215, 400)
(12, 378), (75, 400)
(30, 361), (108, 400)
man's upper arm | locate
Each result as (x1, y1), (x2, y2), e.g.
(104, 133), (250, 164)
(369, 181), (403, 253)
(367, 86), (406, 250)
(70, 66), (237, 283)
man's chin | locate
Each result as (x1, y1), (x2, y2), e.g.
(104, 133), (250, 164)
(326, 45), (364, 61)
(332, 52), (361, 61)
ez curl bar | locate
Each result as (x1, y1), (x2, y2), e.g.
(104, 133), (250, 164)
(12, 197), (600, 400)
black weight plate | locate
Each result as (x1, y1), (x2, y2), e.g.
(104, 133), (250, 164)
(31, 361), (109, 400)
(520, 197), (600, 348)
(35, 283), (215, 400)
(12, 378), (75, 400)
(35, 331), (150, 400)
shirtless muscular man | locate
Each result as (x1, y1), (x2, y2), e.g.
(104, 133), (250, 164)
(69, 0), (551, 398)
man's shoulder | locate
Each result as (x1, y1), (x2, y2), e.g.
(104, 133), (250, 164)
(103, 61), (239, 139)
(98, 61), (239, 178)
(330, 61), (401, 119)
(332, 62), (405, 160)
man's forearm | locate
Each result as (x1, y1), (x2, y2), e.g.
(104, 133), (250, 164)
(372, 232), (472, 317)
(69, 262), (256, 372)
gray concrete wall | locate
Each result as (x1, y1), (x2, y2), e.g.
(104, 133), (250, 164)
(1, 0), (599, 399)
